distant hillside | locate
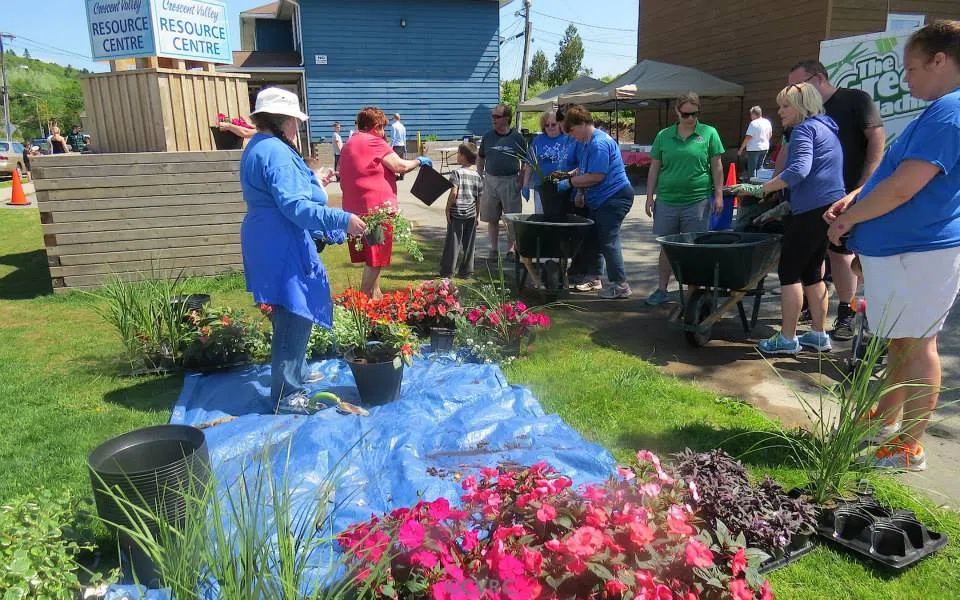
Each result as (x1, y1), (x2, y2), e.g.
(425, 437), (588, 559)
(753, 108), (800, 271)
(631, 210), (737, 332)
(3, 50), (86, 142)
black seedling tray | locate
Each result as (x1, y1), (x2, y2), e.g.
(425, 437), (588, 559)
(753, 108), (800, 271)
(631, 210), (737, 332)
(815, 495), (948, 570)
(758, 532), (816, 574)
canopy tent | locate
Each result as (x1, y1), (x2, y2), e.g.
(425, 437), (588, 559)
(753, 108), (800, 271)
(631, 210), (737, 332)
(558, 60), (744, 110)
(517, 76), (605, 112)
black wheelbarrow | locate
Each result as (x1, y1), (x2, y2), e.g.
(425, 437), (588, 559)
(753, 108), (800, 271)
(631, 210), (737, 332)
(504, 213), (594, 298)
(657, 232), (781, 347)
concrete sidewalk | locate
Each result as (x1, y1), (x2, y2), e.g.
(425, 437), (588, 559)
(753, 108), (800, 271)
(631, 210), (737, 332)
(329, 174), (960, 507)
(0, 179), (36, 208)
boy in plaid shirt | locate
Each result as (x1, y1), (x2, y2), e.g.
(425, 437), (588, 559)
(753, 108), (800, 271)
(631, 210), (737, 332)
(440, 143), (483, 278)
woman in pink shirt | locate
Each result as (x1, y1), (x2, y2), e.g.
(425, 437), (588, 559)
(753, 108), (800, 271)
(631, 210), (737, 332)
(339, 106), (431, 298)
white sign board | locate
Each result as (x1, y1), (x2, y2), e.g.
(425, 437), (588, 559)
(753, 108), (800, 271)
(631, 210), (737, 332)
(86, 0), (231, 64)
(820, 31), (928, 145)
(315, 55), (327, 65)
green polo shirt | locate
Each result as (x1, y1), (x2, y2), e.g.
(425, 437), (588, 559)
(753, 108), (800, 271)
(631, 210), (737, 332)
(651, 122), (724, 205)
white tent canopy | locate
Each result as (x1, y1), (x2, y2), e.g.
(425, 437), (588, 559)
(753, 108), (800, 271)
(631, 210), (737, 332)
(517, 76), (604, 112)
(558, 60), (744, 110)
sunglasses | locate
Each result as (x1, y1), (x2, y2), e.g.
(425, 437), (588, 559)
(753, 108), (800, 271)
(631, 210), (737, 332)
(679, 111), (699, 119)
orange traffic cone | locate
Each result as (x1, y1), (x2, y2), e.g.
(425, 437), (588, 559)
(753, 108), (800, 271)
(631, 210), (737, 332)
(725, 162), (738, 208)
(6, 169), (30, 206)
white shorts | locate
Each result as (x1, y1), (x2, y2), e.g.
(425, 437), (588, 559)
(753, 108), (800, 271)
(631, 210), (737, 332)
(860, 246), (960, 339)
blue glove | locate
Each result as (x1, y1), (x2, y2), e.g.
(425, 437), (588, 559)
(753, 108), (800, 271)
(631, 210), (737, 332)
(557, 179), (571, 194)
(417, 156), (433, 169)
(521, 187), (530, 201)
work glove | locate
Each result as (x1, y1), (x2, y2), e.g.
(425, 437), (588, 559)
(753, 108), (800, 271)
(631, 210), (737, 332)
(727, 183), (764, 198)
(557, 179), (571, 194)
(521, 187), (530, 201)
(417, 156), (433, 168)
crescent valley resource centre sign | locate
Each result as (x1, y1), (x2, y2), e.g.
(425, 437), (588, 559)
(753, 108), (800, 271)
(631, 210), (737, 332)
(85, 0), (231, 64)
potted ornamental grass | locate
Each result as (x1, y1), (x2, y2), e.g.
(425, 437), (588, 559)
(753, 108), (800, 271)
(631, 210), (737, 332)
(334, 288), (421, 406)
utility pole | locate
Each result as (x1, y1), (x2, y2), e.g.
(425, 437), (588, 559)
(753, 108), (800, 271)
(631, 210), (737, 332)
(517, 0), (533, 131)
(0, 33), (12, 141)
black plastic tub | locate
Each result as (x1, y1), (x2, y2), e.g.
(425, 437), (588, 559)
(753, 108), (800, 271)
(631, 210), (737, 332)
(210, 126), (242, 150)
(657, 232), (781, 291)
(88, 425), (210, 529)
(430, 327), (456, 353)
(345, 346), (404, 406)
(411, 165), (453, 206)
(170, 294), (211, 315)
(537, 180), (572, 221)
(504, 213), (594, 260)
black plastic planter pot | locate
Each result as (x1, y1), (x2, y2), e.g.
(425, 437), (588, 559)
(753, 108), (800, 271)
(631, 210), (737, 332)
(411, 165), (453, 206)
(170, 293), (211, 314)
(430, 327), (456, 352)
(538, 180), (572, 222)
(345, 346), (404, 406)
(210, 126), (243, 150)
(758, 531), (815, 574)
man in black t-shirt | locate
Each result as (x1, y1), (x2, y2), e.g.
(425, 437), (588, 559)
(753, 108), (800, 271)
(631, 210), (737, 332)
(787, 60), (885, 340)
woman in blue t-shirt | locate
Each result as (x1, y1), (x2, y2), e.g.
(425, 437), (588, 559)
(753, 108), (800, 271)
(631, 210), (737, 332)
(521, 110), (571, 214)
(731, 82), (846, 355)
(825, 21), (960, 471)
(240, 88), (366, 408)
(558, 105), (634, 299)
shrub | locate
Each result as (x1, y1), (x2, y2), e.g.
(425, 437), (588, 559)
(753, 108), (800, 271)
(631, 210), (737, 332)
(338, 452), (773, 599)
(181, 306), (271, 369)
(673, 449), (817, 554)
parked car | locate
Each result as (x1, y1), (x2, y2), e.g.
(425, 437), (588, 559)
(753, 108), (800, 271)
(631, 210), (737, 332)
(29, 138), (49, 153)
(0, 141), (27, 179)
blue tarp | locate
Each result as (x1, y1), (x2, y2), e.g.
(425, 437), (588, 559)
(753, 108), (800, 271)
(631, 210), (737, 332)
(107, 355), (617, 595)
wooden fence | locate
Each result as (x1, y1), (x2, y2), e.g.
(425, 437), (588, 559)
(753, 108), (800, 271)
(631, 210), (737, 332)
(79, 69), (250, 154)
(32, 151), (246, 292)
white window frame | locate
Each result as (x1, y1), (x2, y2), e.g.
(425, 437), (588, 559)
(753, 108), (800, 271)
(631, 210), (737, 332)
(886, 13), (926, 32)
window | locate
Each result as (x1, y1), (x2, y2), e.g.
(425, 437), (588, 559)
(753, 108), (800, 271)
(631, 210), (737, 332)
(886, 13), (925, 32)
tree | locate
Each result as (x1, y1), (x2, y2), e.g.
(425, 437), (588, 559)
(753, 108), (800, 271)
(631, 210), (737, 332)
(6, 49), (14, 57)
(23, 48), (30, 59)
(548, 24), (585, 86)
(528, 50), (549, 86)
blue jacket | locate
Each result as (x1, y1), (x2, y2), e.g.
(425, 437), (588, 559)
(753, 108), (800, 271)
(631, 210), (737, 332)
(240, 133), (352, 327)
(780, 115), (846, 214)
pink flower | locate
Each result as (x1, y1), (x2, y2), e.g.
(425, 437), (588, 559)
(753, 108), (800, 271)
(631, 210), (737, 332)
(636, 449), (662, 469)
(685, 538), (715, 568)
(565, 526), (605, 557)
(584, 505), (608, 528)
(428, 497), (452, 522)
(617, 466), (636, 481)
(667, 504), (695, 536)
(688, 479), (701, 502)
(653, 584), (673, 600)
(460, 529), (479, 552)
(730, 578), (754, 600)
(639, 482), (661, 497)
(536, 503), (557, 523)
(496, 474), (516, 490)
(467, 309), (481, 323)
(522, 547), (543, 574)
(626, 520), (655, 548)
(583, 485), (606, 503)
(761, 580), (775, 600)
(398, 519), (425, 549)
(410, 549), (439, 568)
(544, 538), (563, 553)
(461, 475), (477, 491)
(731, 546), (747, 577)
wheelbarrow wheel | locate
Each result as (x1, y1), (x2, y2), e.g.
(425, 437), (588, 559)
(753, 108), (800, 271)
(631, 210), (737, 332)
(684, 289), (714, 347)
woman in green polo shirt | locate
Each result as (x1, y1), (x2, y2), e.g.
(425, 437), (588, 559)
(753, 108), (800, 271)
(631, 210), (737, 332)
(644, 92), (726, 306)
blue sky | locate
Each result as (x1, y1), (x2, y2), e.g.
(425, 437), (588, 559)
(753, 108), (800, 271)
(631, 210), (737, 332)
(2, 0), (638, 79)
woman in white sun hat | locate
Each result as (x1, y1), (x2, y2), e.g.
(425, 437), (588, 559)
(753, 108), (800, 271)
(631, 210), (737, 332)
(240, 87), (366, 409)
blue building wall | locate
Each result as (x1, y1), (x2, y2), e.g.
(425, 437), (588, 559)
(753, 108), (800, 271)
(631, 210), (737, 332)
(300, 0), (500, 142)
(255, 19), (295, 52)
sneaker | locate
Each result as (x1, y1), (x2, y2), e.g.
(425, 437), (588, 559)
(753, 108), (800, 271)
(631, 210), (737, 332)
(862, 420), (901, 448)
(798, 330), (832, 352)
(645, 288), (670, 306)
(574, 278), (603, 292)
(599, 282), (632, 299)
(873, 438), (927, 471)
(757, 334), (801, 355)
(831, 310), (855, 341)
(798, 308), (812, 324)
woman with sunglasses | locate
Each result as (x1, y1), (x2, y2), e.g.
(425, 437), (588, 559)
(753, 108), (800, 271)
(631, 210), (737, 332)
(730, 82), (845, 355)
(521, 110), (571, 214)
(645, 92), (726, 306)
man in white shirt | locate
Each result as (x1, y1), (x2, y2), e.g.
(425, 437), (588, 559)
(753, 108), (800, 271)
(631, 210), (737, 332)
(390, 113), (408, 180)
(332, 122), (343, 181)
(738, 106), (772, 178)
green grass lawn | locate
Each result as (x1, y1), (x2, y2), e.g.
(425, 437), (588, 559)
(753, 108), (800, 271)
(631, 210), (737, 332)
(1, 208), (958, 598)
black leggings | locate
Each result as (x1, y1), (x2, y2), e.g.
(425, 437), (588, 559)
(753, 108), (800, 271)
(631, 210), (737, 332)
(778, 206), (829, 286)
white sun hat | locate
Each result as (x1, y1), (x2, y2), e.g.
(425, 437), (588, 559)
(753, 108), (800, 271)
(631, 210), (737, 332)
(250, 87), (309, 122)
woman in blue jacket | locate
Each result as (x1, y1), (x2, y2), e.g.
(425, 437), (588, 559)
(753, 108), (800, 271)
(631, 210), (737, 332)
(240, 88), (365, 406)
(731, 82), (846, 355)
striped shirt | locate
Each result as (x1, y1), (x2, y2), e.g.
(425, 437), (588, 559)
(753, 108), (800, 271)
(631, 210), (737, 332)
(448, 166), (482, 219)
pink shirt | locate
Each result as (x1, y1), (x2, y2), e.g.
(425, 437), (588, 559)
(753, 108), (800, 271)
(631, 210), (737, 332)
(339, 131), (398, 215)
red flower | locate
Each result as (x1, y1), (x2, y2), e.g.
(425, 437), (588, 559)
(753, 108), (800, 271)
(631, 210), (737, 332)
(535, 503), (557, 523)
(565, 526), (605, 557)
(760, 580), (774, 600)
(398, 519), (425, 549)
(667, 504), (695, 536)
(731, 546), (747, 577)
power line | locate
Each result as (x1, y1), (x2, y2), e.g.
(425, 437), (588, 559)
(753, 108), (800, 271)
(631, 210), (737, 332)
(531, 9), (636, 33)
(12, 34), (94, 62)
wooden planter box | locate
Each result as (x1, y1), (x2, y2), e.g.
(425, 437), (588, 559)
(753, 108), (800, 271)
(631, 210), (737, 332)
(79, 68), (250, 154)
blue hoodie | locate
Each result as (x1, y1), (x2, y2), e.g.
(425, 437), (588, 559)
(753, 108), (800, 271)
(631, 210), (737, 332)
(779, 114), (846, 214)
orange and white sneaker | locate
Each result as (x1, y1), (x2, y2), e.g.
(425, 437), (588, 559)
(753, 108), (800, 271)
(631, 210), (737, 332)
(873, 438), (927, 472)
